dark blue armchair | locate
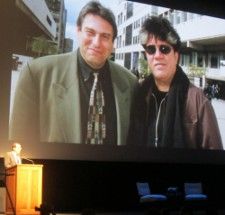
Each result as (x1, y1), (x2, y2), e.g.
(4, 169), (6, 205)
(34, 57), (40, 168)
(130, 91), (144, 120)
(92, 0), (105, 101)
(136, 182), (167, 203)
(184, 182), (207, 201)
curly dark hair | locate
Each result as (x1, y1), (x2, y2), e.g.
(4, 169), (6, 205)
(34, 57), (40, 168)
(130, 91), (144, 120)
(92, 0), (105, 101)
(140, 16), (181, 52)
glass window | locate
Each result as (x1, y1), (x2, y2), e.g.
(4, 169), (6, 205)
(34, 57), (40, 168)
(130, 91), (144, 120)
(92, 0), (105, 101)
(211, 55), (218, 68)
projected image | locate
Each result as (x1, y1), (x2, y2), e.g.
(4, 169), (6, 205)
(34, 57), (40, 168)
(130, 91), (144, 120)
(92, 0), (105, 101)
(7, 0), (225, 161)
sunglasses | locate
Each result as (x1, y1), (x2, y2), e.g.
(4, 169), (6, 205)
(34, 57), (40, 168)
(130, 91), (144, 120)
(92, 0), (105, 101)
(144, 45), (172, 55)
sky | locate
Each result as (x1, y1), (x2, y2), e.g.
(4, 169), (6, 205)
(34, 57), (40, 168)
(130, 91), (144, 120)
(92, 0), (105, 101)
(64, 0), (119, 49)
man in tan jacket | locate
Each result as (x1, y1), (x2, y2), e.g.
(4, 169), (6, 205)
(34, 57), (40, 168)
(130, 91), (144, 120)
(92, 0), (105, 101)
(4, 142), (22, 168)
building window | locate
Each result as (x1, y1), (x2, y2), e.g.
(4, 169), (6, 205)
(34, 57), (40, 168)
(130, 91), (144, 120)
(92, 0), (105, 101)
(221, 52), (225, 60)
(175, 11), (181, 24)
(189, 53), (193, 65)
(117, 13), (123, 25)
(126, 2), (133, 19)
(180, 54), (185, 66)
(181, 12), (187, 22)
(125, 24), (132, 46)
(120, 36), (122, 48)
(132, 52), (139, 69)
(124, 52), (131, 69)
(197, 54), (203, 67)
(210, 55), (218, 68)
(46, 15), (52, 26)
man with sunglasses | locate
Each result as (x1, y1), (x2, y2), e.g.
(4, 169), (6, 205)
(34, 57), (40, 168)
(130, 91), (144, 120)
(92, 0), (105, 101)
(129, 16), (222, 149)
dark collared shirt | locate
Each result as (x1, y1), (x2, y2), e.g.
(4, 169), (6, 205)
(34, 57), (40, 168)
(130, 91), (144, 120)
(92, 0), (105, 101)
(77, 49), (117, 145)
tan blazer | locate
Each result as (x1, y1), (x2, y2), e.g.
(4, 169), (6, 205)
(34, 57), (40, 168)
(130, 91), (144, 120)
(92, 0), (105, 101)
(4, 151), (22, 168)
(9, 51), (137, 145)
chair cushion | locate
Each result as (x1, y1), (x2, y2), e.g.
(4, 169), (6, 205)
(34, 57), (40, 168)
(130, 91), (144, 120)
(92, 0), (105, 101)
(184, 183), (203, 195)
(140, 194), (167, 203)
(136, 182), (151, 196)
(185, 194), (208, 200)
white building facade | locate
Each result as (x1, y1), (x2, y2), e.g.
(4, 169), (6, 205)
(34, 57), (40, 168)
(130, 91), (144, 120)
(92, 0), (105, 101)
(114, 1), (225, 92)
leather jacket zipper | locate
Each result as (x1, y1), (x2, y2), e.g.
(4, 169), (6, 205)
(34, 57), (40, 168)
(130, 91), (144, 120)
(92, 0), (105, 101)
(152, 93), (167, 147)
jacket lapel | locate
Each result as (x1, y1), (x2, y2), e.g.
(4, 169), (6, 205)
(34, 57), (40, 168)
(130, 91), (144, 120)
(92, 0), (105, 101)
(110, 63), (131, 145)
(49, 55), (132, 144)
(52, 51), (82, 143)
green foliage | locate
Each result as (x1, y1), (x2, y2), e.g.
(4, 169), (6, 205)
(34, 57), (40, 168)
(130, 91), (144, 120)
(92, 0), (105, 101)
(30, 36), (58, 57)
(187, 64), (206, 77)
(138, 54), (151, 78)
